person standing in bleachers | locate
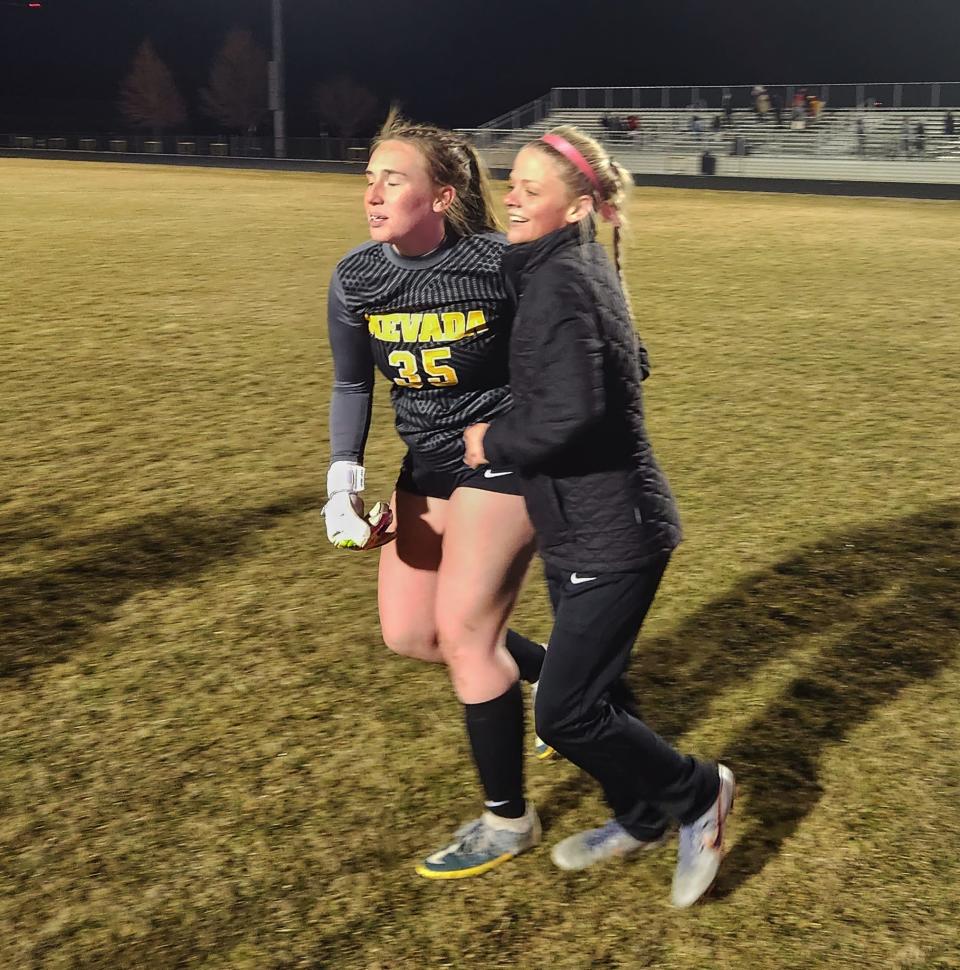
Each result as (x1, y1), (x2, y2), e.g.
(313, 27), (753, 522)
(769, 91), (782, 126)
(791, 90), (807, 130)
(900, 117), (912, 156)
(756, 89), (771, 122)
(914, 121), (926, 157)
(722, 90), (733, 126)
(944, 111), (955, 139)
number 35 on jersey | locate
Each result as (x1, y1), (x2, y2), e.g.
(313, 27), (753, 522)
(368, 309), (490, 389)
(388, 347), (457, 388)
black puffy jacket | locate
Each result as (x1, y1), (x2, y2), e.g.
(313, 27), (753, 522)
(482, 222), (681, 573)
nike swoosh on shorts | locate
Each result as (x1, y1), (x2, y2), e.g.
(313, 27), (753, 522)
(570, 573), (598, 585)
(483, 469), (513, 478)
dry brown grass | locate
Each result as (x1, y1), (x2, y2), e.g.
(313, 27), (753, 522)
(1, 159), (959, 969)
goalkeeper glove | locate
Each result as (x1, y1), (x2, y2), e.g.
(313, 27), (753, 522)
(323, 461), (395, 550)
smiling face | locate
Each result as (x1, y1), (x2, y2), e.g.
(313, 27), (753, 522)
(504, 145), (592, 244)
(364, 139), (453, 256)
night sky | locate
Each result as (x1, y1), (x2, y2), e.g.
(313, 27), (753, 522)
(1, 0), (958, 134)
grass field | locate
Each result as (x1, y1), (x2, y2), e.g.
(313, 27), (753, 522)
(1, 158), (959, 970)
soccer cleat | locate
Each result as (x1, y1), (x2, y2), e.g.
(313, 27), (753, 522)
(415, 806), (541, 880)
(530, 680), (557, 760)
(671, 763), (736, 908)
(534, 735), (556, 760)
(551, 819), (668, 871)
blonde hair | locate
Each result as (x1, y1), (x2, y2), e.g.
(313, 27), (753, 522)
(373, 108), (502, 236)
(531, 125), (634, 296)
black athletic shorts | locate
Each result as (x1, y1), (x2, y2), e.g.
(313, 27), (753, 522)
(396, 450), (523, 500)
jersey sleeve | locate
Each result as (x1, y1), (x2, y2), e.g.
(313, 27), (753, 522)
(327, 268), (374, 464)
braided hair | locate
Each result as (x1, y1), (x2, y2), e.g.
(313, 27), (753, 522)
(533, 125), (634, 296)
(373, 108), (503, 236)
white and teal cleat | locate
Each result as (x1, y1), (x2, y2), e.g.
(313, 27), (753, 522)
(415, 806), (541, 880)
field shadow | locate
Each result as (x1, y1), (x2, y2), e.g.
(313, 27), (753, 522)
(0, 495), (318, 679)
(0, 504), (62, 557)
(622, 501), (960, 893)
(537, 772), (598, 831)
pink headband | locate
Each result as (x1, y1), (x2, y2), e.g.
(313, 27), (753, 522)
(541, 133), (602, 194)
(540, 133), (621, 228)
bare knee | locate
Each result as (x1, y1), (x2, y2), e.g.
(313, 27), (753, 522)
(380, 624), (441, 663)
(436, 614), (491, 668)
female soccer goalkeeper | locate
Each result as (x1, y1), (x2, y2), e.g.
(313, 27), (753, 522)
(323, 111), (547, 879)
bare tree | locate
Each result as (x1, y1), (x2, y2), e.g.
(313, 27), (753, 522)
(200, 28), (269, 134)
(119, 40), (187, 133)
(313, 76), (378, 138)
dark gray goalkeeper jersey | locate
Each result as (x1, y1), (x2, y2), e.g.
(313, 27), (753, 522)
(328, 232), (515, 473)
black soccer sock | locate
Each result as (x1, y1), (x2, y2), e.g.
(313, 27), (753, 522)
(464, 680), (526, 819)
(504, 630), (546, 684)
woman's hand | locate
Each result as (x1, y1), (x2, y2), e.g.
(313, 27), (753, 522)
(463, 423), (490, 469)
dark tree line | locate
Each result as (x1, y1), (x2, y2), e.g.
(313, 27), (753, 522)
(119, 33), (378, 136)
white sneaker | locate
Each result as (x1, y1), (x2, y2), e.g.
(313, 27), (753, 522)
(671, 764), (736, 908)
(551, 819), (667, 871)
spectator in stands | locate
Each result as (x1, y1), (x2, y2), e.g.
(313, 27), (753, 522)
(791, 90), (807, 129)
(721, 91), (733, 126)
(752, 86), (770, 122)
(756, 89), (771, 122)
(945, 111), (955, 138)
(712, 114), (722, 134)
(688, 115), (703, 140)
(900, 117), (912, 156)
(791, 107), (805, 130)
(855, 117), (867, 155)
(914, 120), (926, 156)
(770, 91), (783, 126)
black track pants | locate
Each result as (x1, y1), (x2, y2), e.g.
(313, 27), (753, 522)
(537, 555), (719, 839)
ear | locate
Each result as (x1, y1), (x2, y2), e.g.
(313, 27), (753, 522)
(565, 195), (594, 224)
(433, 185), (456, 214)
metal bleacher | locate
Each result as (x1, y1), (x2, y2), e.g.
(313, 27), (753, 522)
(462, 84), (960, 186)
(490, 106), (957, 160)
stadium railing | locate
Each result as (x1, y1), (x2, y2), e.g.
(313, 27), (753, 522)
(478, 82), (960, 127)
(0, 133), (371, 161)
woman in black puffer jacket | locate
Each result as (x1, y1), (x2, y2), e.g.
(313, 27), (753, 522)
(463, 127), (736, 907)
